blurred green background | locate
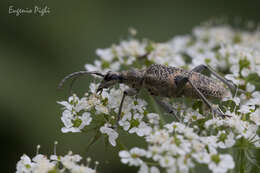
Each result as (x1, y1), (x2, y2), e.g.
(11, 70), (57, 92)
(1, 0), (260, 172)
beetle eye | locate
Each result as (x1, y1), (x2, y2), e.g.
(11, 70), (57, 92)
(104, 74), (118, 81)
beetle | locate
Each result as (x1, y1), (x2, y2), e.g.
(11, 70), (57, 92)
(59, 64), (244, 120)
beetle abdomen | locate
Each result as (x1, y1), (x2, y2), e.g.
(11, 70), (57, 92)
(143, 64), (228, 99)
(184, 72), (228, 99)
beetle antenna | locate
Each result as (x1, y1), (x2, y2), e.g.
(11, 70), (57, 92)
(58, 71), (105, 89)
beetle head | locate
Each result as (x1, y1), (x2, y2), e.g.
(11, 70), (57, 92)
(97, 71), (122, 94)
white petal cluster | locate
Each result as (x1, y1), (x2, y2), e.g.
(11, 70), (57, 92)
(100, 123), (119, 146)
(209, 154), (235, 173)
(59, 82), (159, 146)
(58, 95), (92, 133)
(120, 122), (235, 173)
(85, 39), (146, 73)
(16, 151), (96, 173)
(119, 147), (147, 166)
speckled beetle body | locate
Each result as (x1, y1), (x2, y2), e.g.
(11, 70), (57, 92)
(60, 64), (243, 119)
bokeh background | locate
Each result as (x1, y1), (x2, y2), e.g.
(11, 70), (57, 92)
(1, 0), (260, 172)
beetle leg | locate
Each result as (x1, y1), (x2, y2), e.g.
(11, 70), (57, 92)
(175, 76), (189, 96)
(186, 77), (230, 118)
(175, 69), (230, 118)
(117, 88), (138, 124)
(191, 64), (244, 93)
(153, 96), (180, 121)
(175, 65), (203, 96)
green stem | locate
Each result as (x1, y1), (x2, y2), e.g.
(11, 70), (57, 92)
(148, 94), (166, 125)
(145, 161), (159, 166)
(240, 149), (246, 173)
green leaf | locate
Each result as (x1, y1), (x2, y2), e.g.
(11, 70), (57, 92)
(212, 45), (221, 52)
(221, 100), (236, 112)
(239, 58), (250, 71)
(246, 73), (260, 91)
(181, 52), (192, 64)
(144, 59), (154, 67)
(48, 168), (60, 173)
(145, 41), (154, 53)
(101, 97), (108, 106)
(192, 100), (203, 114)
(85, 130), (102, 152)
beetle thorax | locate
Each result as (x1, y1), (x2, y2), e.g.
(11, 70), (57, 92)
(120, 69), (145, 89)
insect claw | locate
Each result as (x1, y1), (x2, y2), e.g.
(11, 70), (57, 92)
(112, 124), (118, 130)
(96, 88), (103, 95)
(212, 107), (232, 119)
(223, 114), (232, 118)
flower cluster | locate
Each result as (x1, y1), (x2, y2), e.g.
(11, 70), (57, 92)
(16, 144), (98, 173)
(58, 83), (160, 147)
(57, 24), (260, 173)
(120, 122), (235, 173)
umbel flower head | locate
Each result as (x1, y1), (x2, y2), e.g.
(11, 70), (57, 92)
(16, 142), (98, 173)
(56, 24), (260, 173)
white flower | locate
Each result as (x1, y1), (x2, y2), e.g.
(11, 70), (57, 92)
(64, 95), (85, 112)
(60, 110), (81, 133)
(233, 97), (240, 105)
(119, 147), (146, 166)
(32, 154), (45, 163)
(100, 123), (119, 146)
(89, 83), (100, 94)
(85, 60), (103, 72)
(119, 39), (146, 57)
(250, 108), (260, 125)
(246, 82), (255, 93)
(166, 166), (177, 173)
(16, 150), (97, 173)
(217, 131), (235, 149)
(150, 166), (160, 173)
(136, 161), (160, 173)
(239, 104), (253, 114)
(31, 155), (55, 173)
(16, 154), (34, 173)
(78, 112), (92, 129)
(241, 68), (250, 77)
(60, 151), (82, 170)
(208, 154), (235, 173)
(247, 91), (260, 106)
(159, 155), (175, 168)
(71, 165), (96, 173)
(95, 104), (109, 114)
(177, 155), (194, 172)
(138, 163), (148, 173)
(147, 113), (160, 125)
(225, 74), (240, 85)
(96, 48), (114, 62)
(129, 121), (152, 137)
(119, 119), (131, 131)
(58, 101), (73, 112)
(192, 151), (210, 164)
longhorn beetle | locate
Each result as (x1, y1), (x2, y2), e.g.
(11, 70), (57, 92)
(59, 64), (244, 120)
